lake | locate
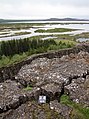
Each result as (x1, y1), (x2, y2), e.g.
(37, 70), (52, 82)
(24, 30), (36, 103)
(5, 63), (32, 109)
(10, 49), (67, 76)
(0, 21), (89, 41)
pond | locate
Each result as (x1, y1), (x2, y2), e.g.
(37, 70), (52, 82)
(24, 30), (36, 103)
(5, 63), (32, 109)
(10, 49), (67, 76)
(77, 38), (89, 42)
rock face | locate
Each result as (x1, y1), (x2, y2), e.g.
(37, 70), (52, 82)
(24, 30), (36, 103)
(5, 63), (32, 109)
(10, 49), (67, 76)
(65, 77), (89, 106)
(0, 101), (62, 119)
(0, 43), (89, 82)
(16, 51), (89, 89)
(0, 48), (89, 118)
(50, 100), (72, 119)
(0, 80), (27, 113)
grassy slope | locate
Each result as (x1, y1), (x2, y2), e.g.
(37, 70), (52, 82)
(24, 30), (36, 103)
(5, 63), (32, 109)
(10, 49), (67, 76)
(60, 94), (89, 119)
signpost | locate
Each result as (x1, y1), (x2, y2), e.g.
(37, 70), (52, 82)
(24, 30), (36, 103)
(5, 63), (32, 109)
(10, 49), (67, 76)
(39, 95), (46, 104)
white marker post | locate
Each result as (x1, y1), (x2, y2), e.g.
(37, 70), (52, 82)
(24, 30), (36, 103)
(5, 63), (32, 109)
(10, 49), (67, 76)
(39, 95), (46, 104)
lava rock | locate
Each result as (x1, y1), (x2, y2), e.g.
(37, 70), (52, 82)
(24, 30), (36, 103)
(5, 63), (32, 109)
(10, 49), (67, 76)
(0, 80), (27, 113)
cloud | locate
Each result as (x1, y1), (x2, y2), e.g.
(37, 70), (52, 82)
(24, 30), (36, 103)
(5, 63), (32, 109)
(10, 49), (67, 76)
(0, 0), (89, 19)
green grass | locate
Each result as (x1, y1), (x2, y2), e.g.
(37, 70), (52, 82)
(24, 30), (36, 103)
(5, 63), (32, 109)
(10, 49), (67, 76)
(35, 28), (76, 33)
(48, 40), (76, 51)
(60, 94), (89, 119)
(29, 34), (77, 42)
(55, 39), (76, 44)
(23, 86), (33, 91)
(76, 32), (89, 38)
(0, 52), (28, 67)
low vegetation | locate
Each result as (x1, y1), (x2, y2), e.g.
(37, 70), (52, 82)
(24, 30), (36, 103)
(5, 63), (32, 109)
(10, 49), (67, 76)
(23, 86), (33, 91)
(60, 94), (89, 119)
(0, 32), (31, 38)
(35, 28), (76, 33)
(14, 32), (31, 36)
(0, 37), (76, 68)
(76, 32), (89, 38)
(0, 23), (33, 31)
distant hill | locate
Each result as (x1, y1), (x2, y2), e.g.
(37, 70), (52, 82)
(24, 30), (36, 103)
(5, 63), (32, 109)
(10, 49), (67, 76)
(0, 19), (4, 22)
(0, 18), (89, 23)
(46, 18), (89, 21)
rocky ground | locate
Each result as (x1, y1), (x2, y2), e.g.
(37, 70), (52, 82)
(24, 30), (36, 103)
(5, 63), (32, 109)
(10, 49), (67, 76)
(0, 51), (89, 119)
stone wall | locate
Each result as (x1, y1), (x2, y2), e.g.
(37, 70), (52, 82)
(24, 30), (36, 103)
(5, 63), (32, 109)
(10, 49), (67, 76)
(0, 44), (89, 82)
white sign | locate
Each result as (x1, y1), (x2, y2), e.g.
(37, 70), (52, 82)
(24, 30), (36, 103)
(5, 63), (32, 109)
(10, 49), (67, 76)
(39, 95), (46, 103)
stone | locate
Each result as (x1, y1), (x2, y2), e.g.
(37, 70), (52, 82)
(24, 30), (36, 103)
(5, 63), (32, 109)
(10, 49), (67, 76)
(0, 80), (28, 113)
(50, 100), (72, 119)
(0, 101), (61, 119)
(41, 82), (63, 100)
(65, 77), (89, 106)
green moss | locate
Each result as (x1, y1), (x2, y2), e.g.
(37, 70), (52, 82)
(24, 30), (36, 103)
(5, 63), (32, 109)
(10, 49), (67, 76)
(23, 86), (33, 91)
(60, 94), (89, 119)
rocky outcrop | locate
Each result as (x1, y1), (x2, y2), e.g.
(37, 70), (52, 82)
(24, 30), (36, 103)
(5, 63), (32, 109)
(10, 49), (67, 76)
(50, 100), (72, 119)
(1, 44), (89, 118)
(65, 77), (89, 106)
(0, 43), (89, 83)
(17, 51), (89, 87)
(0, 101), (63, 119)
(0, 80), (28, 113)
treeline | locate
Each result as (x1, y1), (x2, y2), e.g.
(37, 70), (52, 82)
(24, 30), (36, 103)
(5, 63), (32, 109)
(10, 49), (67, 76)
(0, 37), (74, 58)
(0, 38), (56, 56)
(0, 38), (75, 67)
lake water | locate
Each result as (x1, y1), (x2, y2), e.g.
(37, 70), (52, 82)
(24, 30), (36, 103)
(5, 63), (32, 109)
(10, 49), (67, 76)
(0, 21), (89, 41)
(77, 38), (89, 42)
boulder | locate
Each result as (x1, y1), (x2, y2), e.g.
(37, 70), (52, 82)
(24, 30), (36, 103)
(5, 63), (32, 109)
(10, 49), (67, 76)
(41, 82), (63, 101)
(65, 77), (89, 106)
(0, 80), (27, 113)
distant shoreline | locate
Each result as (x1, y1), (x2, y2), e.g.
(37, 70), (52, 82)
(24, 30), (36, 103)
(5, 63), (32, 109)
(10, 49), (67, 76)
(0, 18), (89, 23)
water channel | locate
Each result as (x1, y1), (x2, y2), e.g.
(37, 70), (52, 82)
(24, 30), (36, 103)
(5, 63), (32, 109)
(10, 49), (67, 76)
(0, 21), (89, 41)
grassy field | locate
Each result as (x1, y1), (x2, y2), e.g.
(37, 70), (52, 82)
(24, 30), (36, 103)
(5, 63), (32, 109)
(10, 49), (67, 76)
(35, 28), (76, 33)
(76, 32), (89, 38)
(14, 32), (31, 36)
(0, 23), (33, 31)
(28, 34), (76, 41)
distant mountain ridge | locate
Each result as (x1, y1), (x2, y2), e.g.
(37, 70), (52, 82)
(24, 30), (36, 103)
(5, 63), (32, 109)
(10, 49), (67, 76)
(47, 18), (89, 21)
(0, 18), (89, 23)
(0, 19), (4, 21)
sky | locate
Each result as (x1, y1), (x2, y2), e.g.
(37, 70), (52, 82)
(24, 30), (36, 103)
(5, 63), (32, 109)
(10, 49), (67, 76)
(0, 0), (89, 19)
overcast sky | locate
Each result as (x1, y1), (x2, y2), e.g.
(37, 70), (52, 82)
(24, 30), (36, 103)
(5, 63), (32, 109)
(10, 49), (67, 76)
(0, 0), (89, 19)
